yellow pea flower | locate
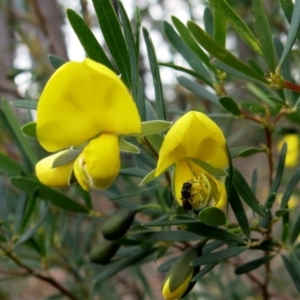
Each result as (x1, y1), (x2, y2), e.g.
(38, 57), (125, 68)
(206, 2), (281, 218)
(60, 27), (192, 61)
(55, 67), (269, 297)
(35, 58), (141, 190)
(155, 111), (228, 208)
(277, 134), (299, 168)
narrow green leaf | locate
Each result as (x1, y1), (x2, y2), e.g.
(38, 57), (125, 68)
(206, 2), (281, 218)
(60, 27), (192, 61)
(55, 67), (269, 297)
(213, 8), (227, 47)
(208, 0), (263, 55)
(171, 16), (214, 72)
(281, 167), (300, 207)
(203, 7), (214, 37)
(282, 223), (290, 242)
(193, 158), (227, 177)
(0, 152), (27, 176)
(52, 149), (82, 168)
(279, 0), (300, 66)
(225, 144), (234, 201)
(66, 9), (114, 71)
(290, 211), (300, 244)
(143, 28), (166, 120)
(279, 0), (294, 23)
(233, 168), (265, 216)
(290, 252), (300, 282)
(198, 207), (226, 226)
(265, 192), (276, 210)
(93, 246), (156, 283)
(1, 99), (37, 168)
(219, 96), (241, 116)
(135, 6), (141, 56)
(48, 54), (66, 69)
(191, 246), (248, 266)
(157, 256), (178, 273)
(140, 169), (157, 185)
(275, 209), (290, 217)
(119, 137), (140, 154)
(237, 148), (265, 157)
(145, 133), (163, 153)
(117, 0), (139, 100)
(129, 230), (202, 241)
(164, 21), (213, 87)
(140, 120), (172, 136)
(19, 193), (39, 234)
(136, 77), (146, 121)
(10, 100), (38, 110)
(14, 203), (50, 247)
(21, 122), (37, 138)
(235, 255), (275, 275)
(177, 76), (219, 106)
(252, 0), (276, 71)
(91, 0), (131, 87)
(192, 262), (218, 281)
(187, 21), (267, 84)
(143, 219), (245, 244)
(282, 255), (300, 292)
(10, 177), (90, 214)
(229, 186), (250, 239)
(211, 59), (265, 84)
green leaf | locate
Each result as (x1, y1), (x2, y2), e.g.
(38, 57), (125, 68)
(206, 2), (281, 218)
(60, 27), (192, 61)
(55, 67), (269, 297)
(177, 76), (220, 106)
(138, 120), (172, 136)
(275, 209), (290, 217)
(145, 134), (163, 153)
(21, 122), (37, 138)
(219, 96), (241, 116)
(191, 246), (248, 266)
(264, 193), (276, 210)
(10, 100), (38, 110)
(93, 246), (156, 283)
(282, 223), (290, 242)
(10, 177), (90, 214)
(193, 158), (227, 176)
(48, 54), (67, 69)
(66, 9), (114, 71)
(291, 211), (300, 244)
(143, 28), (166, 120)
(211, 59), (265, 84)
(52, 149), (82, 168)
(290, 252), (300, 283)
(164, 21), (213, 87)
(198, 207), (226, 226)
(192, 262), (218, 281)
(129, 230), (202, 241)
(229, 186), (250, 239)
(279, 0), (300, 66)
(91, 0), (131, 87)
(225, 144), (234, 201)
(1, 99), (37, 168)
(136, 77), (146, 121)
(171, 16), (214, 73)
(157, 256), (178, 273)
(203, 7), (214, 37)
(252, 0), (276, 71)
(0, 152), (27, 176)
(140, 169), (157, 185)
(117, 0), (139, 100)
(233, 168), (265, 217)
(15, 203), (50, 247)
(119, 137), (140, 154)
(187, 21), (267, 84)
(279, 0), (294, 23)
(280, 168), (300, 223)
(282, 255), (300, 292)
(208, 0), (263, 55)
(213, 8), (227, 47)
(235, 255), (275, 275)
(237, 147), (266, 157)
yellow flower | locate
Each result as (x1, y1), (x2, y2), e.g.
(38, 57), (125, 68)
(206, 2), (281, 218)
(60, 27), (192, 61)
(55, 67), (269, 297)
(277, 134), (299, 168)
(35, 58), (141, 190)
(155, 111), (228, 208)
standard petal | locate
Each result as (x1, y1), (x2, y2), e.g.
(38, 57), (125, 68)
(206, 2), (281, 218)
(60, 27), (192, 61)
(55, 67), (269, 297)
(74, 133), (120, 190)
(35, 151), (73, 187)
(156, 111), (228, 176)
(37, 58), (141, 152)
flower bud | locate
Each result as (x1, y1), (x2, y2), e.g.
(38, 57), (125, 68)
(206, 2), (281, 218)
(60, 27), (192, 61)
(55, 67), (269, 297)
(162, 247), (199, 300)
(89, 239), (120, 264)
(102, 210), (136, 240)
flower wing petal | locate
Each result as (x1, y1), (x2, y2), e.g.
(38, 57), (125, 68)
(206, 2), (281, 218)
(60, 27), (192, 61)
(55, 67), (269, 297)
(35, 151), (73, 187)
(74, 133), (120, 190)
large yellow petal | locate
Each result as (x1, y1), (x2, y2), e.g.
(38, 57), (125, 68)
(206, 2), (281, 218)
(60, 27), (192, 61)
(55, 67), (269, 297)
(156, 111), (227, 176)
(74, 133), (120, 190)
(35, 151), (73, 187)
(37, 58), (141, 152)
(277, 134), (299, 168)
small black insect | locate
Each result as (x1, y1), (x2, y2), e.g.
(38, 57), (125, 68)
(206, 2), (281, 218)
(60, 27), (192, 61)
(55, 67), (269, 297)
(181, 181), (193, 211)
